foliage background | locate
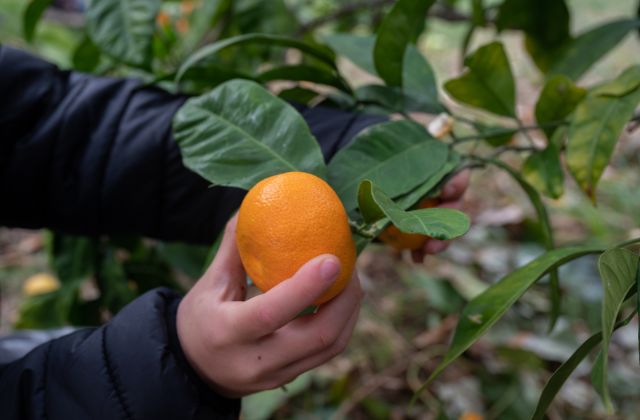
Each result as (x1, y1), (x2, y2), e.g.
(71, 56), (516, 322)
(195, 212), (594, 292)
(1, 0), (640, 419)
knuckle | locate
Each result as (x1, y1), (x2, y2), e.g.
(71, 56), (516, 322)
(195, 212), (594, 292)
(255, 304), (279, 332)
(316, 326), (339, 349)
(330, 335), (350, 358)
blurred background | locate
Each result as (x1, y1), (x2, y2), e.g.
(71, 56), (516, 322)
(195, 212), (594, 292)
(2, 0), (640, 418)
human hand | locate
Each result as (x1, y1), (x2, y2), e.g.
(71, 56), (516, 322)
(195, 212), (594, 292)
(412, 169), (470, 262)
(176, 215), (363, 398)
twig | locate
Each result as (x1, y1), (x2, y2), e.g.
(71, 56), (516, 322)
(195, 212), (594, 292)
(297, 2), (476, 35)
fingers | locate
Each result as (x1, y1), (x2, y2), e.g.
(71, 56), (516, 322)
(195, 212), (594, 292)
(233, 255), (341, 338)
(261, 273), (362, 365)
(272, 296), (361, 387)
(198, 215), (247, 300)
(440, 169), (470, 202)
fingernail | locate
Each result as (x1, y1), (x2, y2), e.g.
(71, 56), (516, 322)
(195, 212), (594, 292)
(320, 257), (340, 283)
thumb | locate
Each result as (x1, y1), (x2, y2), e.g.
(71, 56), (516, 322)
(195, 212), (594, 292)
(237, 255), (341, 337)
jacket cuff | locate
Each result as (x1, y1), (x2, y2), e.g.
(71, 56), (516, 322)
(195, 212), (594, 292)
(164, 291), (242, 416)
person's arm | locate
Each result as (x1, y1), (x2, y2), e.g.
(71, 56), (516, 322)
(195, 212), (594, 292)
(0, 45), (384, 245)
(0, 288), (241, 419)
(0, 217), (363, 419)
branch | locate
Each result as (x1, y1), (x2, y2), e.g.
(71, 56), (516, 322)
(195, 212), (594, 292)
(297, 2), (476, 35)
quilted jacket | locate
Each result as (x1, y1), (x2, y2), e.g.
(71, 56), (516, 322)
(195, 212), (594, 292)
(0, 46), (383, 419)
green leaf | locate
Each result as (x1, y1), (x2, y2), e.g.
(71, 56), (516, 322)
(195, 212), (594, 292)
(174, 63), (255, 93)
(15, 287), (76, 329)
(473, 124), (516, 147)
(496, 0), (570, 48)
(394, 153), (461, 210)
(355, 84), (436, 115)
(99, 248), (137, 313)
(417, 245), (603, 394)
(257, 64), (347, 92)
(181, 0), (232, 53)
(277, 87), (319, 105)
(324, 34), (441, 112)
(535, 75), (587, 139)
(242, 372), (313, 420)
(403, 45), (443, 113)
(444, 42), (516, 118)
(176, 34), (337, 82)
(593, 65), (640, 97)
(566, 68), (640, 201)
(530, 310), (635, 420)
(592, 248), (639, 412)
(328, 120), (448, 212)
(522, 143), (565, 199)
(488, 159), (553, 248)
(373, 0), (435, 86)
(488, 158), (561, 331)
(46, 233), (97, 283)
(72, 35), (101, 73)
(23, 0), (52, 42)
(358, 180), (470, 240)
(323, 33), (377, 75)
(549, 19), (640, 81)
(173, 79), (326, 190)
(87, 0), (161, 69)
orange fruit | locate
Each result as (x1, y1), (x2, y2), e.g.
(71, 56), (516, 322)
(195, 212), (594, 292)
(378, 197), (440, 251)
(236, 172), (356, 305)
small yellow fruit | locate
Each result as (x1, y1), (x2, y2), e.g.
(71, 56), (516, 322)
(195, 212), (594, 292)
(236, 172), (356, 305)
(23, 273), (60, 296)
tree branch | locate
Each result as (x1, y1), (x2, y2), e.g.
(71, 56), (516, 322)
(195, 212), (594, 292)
(297, 2), (475, 35)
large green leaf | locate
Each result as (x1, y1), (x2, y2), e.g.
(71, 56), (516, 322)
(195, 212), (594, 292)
(394, 153), (461, 210)
(530, 310), (635, 420)
(549, 19), (640, 81)
(355, 84), (441, 115)
(403, 45), (443, 113)
(496, 0), (570, 48)
(358, 180), (470, 240)
(328, 120), (448, 212)
(591, 248), (639, 412)
(325, 34), (441, 112)
(87, 0), (160, 68)
(417, 245), (603, 394)
(173, 79), (326, 190)
(72, 35), (101, 73)
(522, 143), (564, 199)
(566, 67), (640, 201)
(23, 0), (52, 42)
(444, 42), (516, 118)
(176, 34), (336, 82)
(322, 33), (377, 75)
(535, 75), (586, 139)
(373, 0), (435, 86)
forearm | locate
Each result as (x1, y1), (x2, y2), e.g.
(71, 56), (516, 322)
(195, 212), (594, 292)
(0, 288), (240, 419)
(0, 46), (384, 244)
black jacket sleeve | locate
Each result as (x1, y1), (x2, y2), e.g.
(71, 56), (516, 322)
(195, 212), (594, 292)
(0, 46), (385, 419)
(0, 288), (239, 420)
(0, 46), (384, 245)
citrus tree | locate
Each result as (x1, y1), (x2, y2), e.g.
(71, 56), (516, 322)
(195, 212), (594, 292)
(13, 0), (640, 417)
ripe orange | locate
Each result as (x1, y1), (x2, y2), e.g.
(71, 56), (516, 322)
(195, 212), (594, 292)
(378, 197), (440, 251)
(236, 172), (356, 305)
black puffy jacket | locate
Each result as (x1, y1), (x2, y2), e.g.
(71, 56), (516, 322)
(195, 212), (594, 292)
(0, 46), (383, 419)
